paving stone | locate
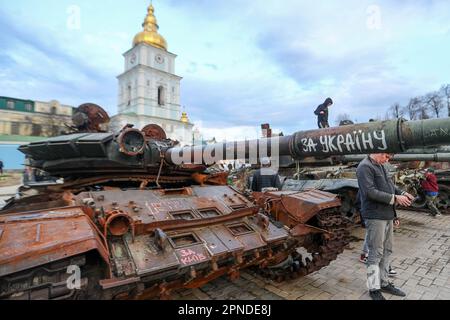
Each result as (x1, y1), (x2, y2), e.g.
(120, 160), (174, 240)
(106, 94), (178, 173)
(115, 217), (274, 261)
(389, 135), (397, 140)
(418, 278), (433, 287)
(421, 292), (438, 300)
(407, 293), (423, 300)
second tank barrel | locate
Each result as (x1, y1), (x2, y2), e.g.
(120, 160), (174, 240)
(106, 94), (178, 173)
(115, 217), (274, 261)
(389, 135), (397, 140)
(342, 153), (450, 163)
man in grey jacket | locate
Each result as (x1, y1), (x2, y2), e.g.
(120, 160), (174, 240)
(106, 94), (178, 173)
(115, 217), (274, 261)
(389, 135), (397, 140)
(356, 153), (414, 300)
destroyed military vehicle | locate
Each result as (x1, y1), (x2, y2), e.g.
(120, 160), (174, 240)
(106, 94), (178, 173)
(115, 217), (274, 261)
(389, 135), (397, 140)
(1, 105), (450, 300)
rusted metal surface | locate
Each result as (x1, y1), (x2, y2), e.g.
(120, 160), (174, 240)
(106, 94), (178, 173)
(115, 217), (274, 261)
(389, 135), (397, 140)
(278, 190), (341, 224)
(0, 180), (350, 299)
(0, 207), (109, 277)
(117, 127), (146, 156)
(72, 103), (110, 132)
(253, 189), (341, 228)
(142, 124), (167, 141)
(192, 172), (229, 186)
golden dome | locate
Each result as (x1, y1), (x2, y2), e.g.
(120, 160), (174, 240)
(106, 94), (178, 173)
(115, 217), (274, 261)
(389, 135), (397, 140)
(181, 112), (189, 123)
(133, 4), (167, 50)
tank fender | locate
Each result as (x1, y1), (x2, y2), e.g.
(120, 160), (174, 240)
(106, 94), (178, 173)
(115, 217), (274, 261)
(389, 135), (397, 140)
(0, 206), (109, 278)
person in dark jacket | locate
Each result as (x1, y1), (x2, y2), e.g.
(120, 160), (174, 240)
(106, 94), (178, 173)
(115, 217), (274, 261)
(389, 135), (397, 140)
(251, 158), (282, 192)
(314, 98), (333, 128)
(420, 168), (441, 217)
(356, 153), (414, 300)
(0, 160), (3, 175)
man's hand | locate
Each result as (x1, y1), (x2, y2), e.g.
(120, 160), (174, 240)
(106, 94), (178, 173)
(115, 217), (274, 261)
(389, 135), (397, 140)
(319, 111), (325, 115)
(403, 192), (415, 201)
(395, 195), (412, 207)
(394, 218), (400, 227)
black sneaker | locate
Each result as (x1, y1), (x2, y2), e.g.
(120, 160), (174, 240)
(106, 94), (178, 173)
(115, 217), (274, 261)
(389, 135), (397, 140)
(369, 290), (386, 300)
(381, 283), (406, 297)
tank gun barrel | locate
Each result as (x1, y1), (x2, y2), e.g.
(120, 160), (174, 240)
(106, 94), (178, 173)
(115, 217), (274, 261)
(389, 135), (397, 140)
(165, 118), (450, 165)
(342, 153), (450, 163)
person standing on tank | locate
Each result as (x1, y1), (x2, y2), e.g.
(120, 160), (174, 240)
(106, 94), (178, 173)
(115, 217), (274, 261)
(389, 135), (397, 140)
(314, 98), (333, 128)
(356, 153), (414, 300)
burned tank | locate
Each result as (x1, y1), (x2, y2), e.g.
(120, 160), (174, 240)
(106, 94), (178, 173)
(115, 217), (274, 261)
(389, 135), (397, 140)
(1, 113), (450, 300)
(374, 150), (450, 213)
(338, 150), (450, 213)
(275, 145), (450, 221)
(270, 155), (360, 223)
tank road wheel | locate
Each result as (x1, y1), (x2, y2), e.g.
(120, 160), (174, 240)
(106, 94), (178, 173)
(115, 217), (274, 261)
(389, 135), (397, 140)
(256, 208), (351, 282)
(405, 184), (427, 209)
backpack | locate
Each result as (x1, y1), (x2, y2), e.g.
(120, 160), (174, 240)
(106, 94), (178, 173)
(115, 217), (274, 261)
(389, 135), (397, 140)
(314, 106), (321, 116)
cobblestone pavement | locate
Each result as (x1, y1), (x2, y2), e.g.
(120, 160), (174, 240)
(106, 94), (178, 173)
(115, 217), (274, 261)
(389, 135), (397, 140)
(173, 210), (450, 300)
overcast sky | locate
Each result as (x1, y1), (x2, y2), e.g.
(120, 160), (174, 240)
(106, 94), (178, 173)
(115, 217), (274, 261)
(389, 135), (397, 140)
(1, 0), (449, 140)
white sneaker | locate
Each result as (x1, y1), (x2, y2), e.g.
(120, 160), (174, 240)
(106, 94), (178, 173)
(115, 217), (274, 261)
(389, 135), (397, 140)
(388, 267), (397, 277)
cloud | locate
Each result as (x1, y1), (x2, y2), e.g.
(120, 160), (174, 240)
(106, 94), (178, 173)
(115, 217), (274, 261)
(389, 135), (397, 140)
(0, 8), (118, 112)
(1, 0), (450, 142)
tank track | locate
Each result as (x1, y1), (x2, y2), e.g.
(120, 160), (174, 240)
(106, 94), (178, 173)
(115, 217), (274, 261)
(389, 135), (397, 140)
(256, 209), (351, 282)
(0, 254), (102, 300)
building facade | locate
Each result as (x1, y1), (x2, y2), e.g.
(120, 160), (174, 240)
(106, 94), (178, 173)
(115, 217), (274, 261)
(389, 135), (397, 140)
(110, 4), (194, 146)
(0, 97), (74, 138)
(0, 97), (75, 169)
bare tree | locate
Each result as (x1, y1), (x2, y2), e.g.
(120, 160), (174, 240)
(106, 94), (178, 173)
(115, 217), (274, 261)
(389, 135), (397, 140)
(389, 103), (404, 119)
(403, 97), (421, 120)
(440, 84), (450, 117)
(416, 98), (430, 119)
(424, 92), (443, 118)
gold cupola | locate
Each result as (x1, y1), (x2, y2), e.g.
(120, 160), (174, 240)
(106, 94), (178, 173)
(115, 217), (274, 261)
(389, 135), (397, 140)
(133, 4), (168, 51)
(181, 112), (189, 123)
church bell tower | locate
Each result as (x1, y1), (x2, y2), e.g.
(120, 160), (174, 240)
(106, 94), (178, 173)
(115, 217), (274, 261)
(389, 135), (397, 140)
(111, 3), (194, 146)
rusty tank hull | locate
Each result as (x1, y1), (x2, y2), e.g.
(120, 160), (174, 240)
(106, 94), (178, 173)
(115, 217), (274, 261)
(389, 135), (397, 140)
(0, 186), (348, 299)
(2, 116), (450, 299)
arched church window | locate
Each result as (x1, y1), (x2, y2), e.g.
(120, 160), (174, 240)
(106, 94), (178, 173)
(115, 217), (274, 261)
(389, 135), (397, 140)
(158, 86), (165, 106)
(127, 85), (132, 106)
